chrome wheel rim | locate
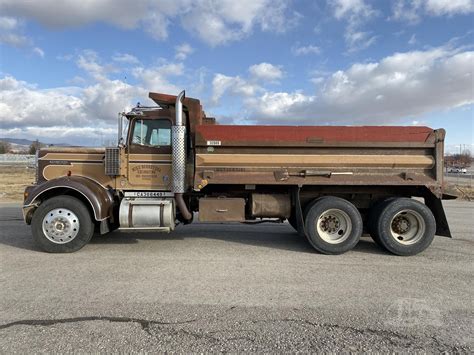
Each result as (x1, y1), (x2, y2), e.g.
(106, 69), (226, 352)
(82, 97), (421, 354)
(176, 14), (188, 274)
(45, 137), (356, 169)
(390, 209), (425, 245)
(316, 209), (352, 244)
(42, 208), (80, 244)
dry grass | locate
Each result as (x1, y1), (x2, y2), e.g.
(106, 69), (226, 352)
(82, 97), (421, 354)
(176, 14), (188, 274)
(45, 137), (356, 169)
(445, 184), (474, 201)
(0, 165), (36, 202)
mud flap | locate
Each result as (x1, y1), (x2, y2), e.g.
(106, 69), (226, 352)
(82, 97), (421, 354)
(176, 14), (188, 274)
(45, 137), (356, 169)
(425, 193), (452, 237)
(292, 186), (306, 238)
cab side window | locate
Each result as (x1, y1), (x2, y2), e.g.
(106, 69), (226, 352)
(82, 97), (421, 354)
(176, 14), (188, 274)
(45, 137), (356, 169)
(131, 119), (171, 147)
(129, 119), (171, 153)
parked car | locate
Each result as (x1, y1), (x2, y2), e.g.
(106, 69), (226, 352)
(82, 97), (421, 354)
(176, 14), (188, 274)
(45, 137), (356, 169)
(448, 167), (467, 173)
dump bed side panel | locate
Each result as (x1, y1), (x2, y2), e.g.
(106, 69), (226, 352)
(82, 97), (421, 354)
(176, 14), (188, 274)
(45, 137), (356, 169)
(193, 125), (444, 194)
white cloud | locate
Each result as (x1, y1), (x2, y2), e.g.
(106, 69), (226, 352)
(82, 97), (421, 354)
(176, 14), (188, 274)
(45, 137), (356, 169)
(0, 16), (18, 30)
(408, 34), (417, 45)
(331, 0), (377, 20)
(174, 43), (194, 61)
(33, 47), (44, 58)
(81, 79), (144, 121)
(0, 0), (300, 47)
(0, 72), (142, 145)
(330, 0), (379, 52)
(248, 63), (284, 82)
(0, 15), (31, 47)
(391, 0), (474, 24)
(391, 0), (423, 24)
(0, 32), (29, 47)
(211, 74), (261, 104)
(0, 72), (142, 131)
(345, 31), (378, 52)
(0, 76), (87, 129)
(211, 62), (284, 104)
(246, 47), (474, 124)
(292, 44), (321, 56)
(112, 53), (140, 65)
(76, 50), (120, 82)
(0, 51), (190, 145)
(0, 0), (143, 29)
(132, 63), (184, 93)
(425, 0), (474, 15)
(251, 92), (315, 117)
(181, 0), (300, 46)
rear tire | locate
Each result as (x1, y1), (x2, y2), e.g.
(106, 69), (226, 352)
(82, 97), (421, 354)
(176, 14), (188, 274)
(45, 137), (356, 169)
(371, 198), (435, 256)
(304, 196), (363, 254)
(368, 197), (396, 247)
(31, 196), (94, 253)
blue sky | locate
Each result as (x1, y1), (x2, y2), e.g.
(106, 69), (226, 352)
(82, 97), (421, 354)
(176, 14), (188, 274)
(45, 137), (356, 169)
(0, 0), (472, 152)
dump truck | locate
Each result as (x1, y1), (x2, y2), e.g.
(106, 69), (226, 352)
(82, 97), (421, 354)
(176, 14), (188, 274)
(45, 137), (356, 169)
(22, 91), (453, 255)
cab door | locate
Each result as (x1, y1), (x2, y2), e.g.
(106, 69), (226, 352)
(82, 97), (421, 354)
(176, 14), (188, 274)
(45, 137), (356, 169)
(126, 118), (173, 190)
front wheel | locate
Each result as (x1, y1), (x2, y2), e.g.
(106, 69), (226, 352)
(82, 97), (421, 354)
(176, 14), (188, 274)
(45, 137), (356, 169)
(370, 198), (435, 256)
(304, 196), (363, 254)
(31, 196), (94, 253)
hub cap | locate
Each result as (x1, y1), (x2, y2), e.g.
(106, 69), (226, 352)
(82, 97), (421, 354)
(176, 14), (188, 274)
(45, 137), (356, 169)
(316, 209), (352, 244)
(390, 210), (425, 245)
(42, 208), (80, 244)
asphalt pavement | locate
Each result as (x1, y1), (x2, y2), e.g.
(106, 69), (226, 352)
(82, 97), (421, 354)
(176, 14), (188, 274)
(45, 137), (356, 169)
(0, 200), (473, 352)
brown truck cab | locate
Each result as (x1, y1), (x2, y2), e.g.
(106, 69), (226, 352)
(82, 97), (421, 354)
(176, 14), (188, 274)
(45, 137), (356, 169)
(23, 90), (453, 255)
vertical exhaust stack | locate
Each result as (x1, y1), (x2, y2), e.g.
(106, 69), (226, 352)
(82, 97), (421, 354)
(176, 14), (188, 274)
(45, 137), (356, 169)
(172, 90), (193, 222)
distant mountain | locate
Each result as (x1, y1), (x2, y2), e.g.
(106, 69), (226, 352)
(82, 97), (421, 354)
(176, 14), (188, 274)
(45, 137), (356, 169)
(0, 138), (35, 145)
(0, 138), (71, 146)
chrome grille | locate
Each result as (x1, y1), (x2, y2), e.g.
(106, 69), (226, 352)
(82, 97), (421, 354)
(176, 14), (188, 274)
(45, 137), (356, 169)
(105, 147), (120, 176)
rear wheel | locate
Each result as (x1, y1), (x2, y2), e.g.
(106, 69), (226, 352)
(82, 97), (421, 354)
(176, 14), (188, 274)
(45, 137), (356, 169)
(370, 198), (435, 256)
(31, 196), (94, 253)
(368, 197), (396, 246)
(304, 196), (363, 254)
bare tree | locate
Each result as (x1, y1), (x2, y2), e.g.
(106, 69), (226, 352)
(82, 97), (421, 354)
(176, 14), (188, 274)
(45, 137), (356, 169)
(445, 149), (472, 168)
(0, 141), (11, 154)
(28, 140), (42, 155)
(459, 149), (472, 167)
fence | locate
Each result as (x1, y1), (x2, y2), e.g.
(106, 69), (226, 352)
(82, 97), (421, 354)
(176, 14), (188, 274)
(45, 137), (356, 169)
(0, 154), (35, 166)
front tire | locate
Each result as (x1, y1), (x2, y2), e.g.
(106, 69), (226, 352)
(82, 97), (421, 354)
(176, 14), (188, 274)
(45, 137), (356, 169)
(371, 198), (435, 256)
(304, 196), (363, 254)
(31, 196), (94, 253)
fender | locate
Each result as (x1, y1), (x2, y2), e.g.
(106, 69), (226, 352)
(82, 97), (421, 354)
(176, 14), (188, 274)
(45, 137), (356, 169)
(23, 176), (114, 224)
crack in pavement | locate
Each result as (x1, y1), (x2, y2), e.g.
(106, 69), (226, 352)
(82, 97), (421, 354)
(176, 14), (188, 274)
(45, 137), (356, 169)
(0, 314), (469, 352)
(0, 316), (198, 335)
(250, 317), (411, 343)
(250, 317), (467, 352)
(0, 313), (257, 345)
(0, 307), (238, 335)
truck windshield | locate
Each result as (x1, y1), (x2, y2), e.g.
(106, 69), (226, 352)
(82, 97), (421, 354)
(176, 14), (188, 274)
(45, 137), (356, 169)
(132, 119), (171, 147)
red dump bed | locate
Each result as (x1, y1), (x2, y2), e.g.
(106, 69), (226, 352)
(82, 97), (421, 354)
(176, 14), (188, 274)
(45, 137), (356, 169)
(192, 125), (444, 191)
(195, 125), (435, 145)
